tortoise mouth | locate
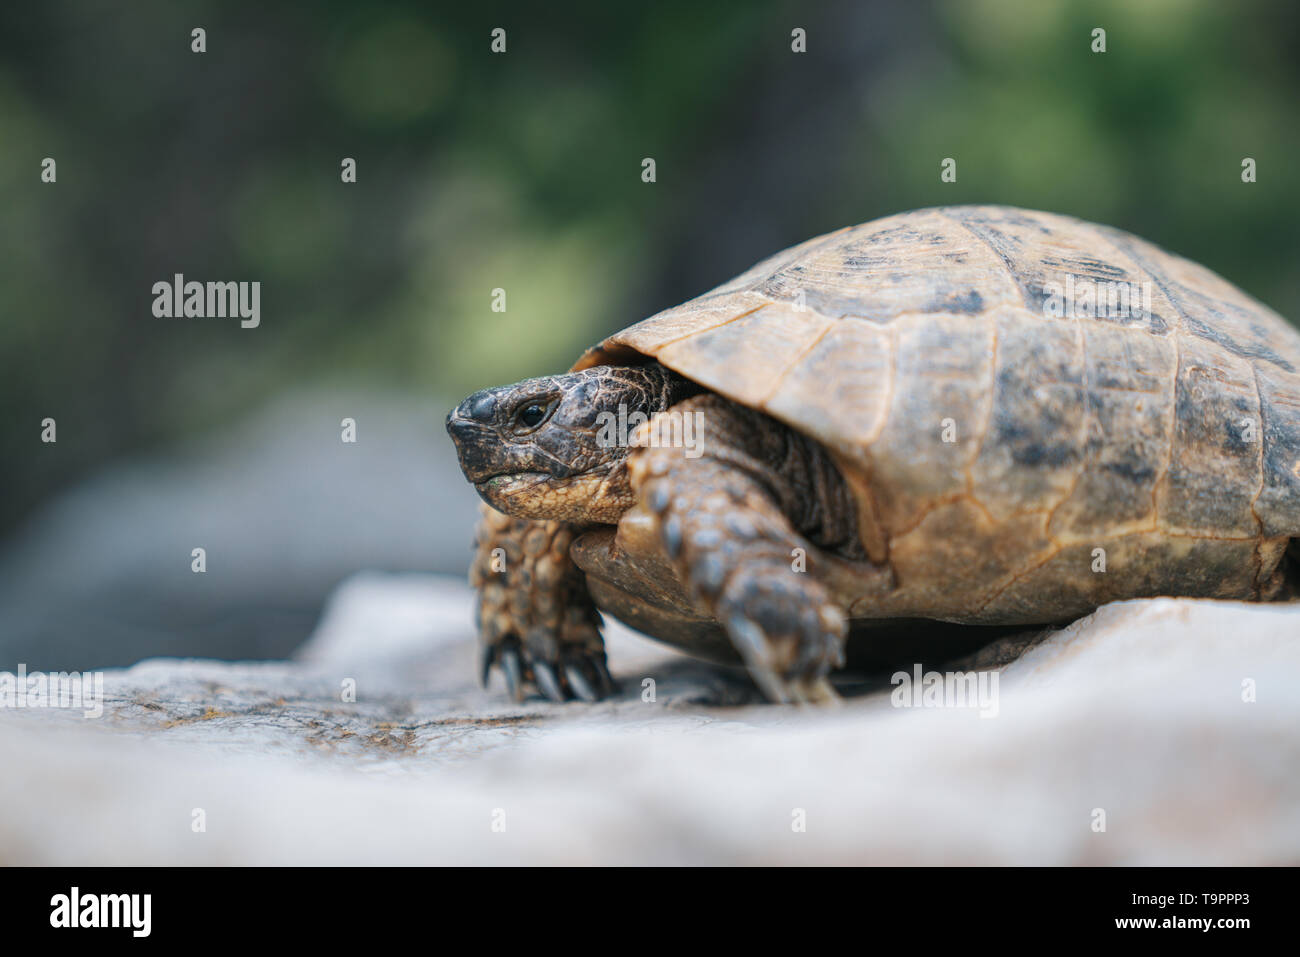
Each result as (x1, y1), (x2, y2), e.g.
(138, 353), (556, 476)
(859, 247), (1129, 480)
(473, 471), (555, 494)
(473, 458), (617, 492)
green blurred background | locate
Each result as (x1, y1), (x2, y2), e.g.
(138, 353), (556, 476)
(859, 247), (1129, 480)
(1, 0), (1297, 667)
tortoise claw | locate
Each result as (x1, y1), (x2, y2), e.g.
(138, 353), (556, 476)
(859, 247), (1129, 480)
(784, 677), (841, 706)
(480, 636), (615, 703)
(533, 660), (567, 702)
(565, 663), (600, 703)
(727, 616), (791, 704)
(500, 648), (525, 702)
(787, 680), (812, 705)
(800, 677), (840, 705)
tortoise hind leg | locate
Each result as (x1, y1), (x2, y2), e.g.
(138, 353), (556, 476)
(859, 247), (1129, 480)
(471, 505), (614, 702)
(626, 397), (849, 703)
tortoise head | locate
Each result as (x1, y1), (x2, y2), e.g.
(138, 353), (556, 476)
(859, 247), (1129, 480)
(446, 363), (697, 524)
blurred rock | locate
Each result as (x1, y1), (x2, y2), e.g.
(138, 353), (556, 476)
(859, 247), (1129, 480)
(0, 389), (482, 670)
(0, 574), (1296, 865)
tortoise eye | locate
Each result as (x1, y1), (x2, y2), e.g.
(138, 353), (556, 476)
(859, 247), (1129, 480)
(515, 401), (551, 430)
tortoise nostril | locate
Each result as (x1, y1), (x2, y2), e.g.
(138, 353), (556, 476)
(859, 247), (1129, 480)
(446, 415), (481, 444)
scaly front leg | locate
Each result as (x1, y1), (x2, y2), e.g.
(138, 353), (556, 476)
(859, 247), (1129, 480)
(627, 396), (851, 703)
(470, 504), (613, 702)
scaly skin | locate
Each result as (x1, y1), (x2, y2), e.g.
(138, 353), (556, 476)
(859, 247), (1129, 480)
(627, 394), (858, 703)
(469, 504), (611, 702)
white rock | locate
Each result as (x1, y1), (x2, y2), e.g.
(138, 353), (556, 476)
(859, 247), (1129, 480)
(1, 574), (1297, 864)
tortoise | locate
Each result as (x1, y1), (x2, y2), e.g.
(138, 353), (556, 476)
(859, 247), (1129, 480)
(446, 205), (1300, 703)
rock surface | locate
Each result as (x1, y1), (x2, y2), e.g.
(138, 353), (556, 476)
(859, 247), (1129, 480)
(1, 573), (1297, 865)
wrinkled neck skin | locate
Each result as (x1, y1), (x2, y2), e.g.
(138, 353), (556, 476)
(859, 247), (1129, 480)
(447, 362), (701, 525)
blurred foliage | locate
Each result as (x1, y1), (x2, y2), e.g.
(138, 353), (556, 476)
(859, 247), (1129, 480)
(0, 0), (1297, 533)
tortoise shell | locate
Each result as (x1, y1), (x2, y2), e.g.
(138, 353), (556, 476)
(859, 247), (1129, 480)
(568, 205), (1300, 655)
